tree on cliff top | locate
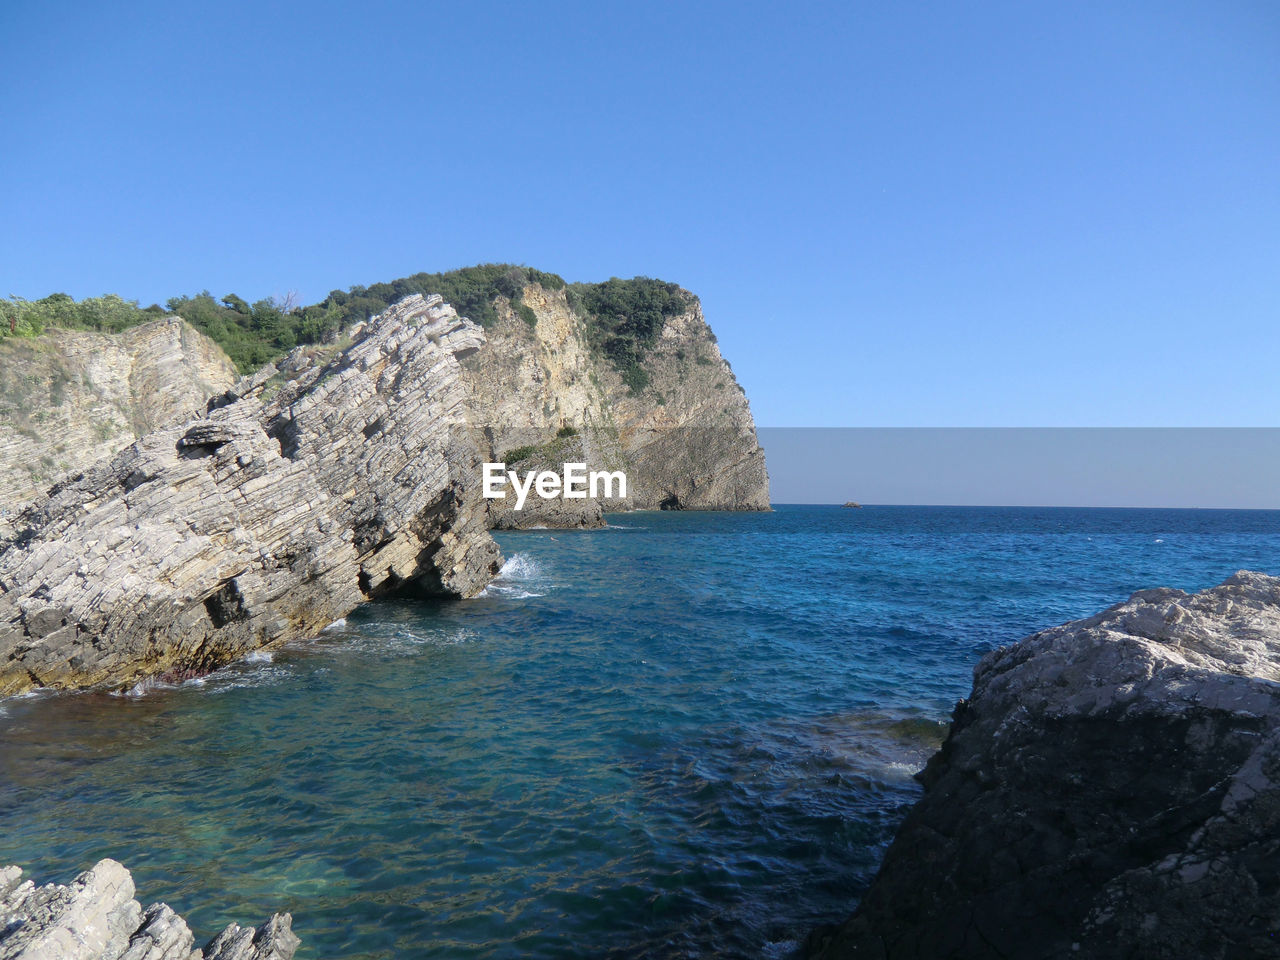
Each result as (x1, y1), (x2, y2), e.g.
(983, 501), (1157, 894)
(2, 266), (694, 379)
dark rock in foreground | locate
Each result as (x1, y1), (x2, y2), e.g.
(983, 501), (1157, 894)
(0, 858), (298, 960)
(0, 295), (502, 696)
(810, 571), (1280, 960)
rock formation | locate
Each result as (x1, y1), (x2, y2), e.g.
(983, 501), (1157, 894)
(0, 858), (298, 960)
(1, 274), (769, 537)
(809, 571), (1280, 959)
(457, 281), (769, 526)
(0, 295), (501, 696)
(483, 433), (608, 530)
(0, 318), (238, 523)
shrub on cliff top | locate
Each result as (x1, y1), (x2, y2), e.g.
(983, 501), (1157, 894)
(1, 294), (161, 341)
(332, 264), (565, 329)
(3, 266), (692, 381)
(566, 277), (695, 385)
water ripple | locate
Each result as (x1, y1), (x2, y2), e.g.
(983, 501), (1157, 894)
(1, 506), (1277, 957)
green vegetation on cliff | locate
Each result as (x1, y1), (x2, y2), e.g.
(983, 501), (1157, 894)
(567, 277), (694, 392)
(0, 294), (165, 341)
(1, 266), (696, 380)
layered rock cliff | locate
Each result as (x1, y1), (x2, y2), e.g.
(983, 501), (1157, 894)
(1, 272), (769, 534)
(458, 281), (769, 527)
(0, 295), (501, 696)
(1, 859), (298, 960)
(0, 319), (238, 518)
(809, 571), (1280, 960)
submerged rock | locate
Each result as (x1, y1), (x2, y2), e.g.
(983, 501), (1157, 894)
(810, 570), (1280, 959)
(0, 295), (502, 696)
(0, 859), (297, 960)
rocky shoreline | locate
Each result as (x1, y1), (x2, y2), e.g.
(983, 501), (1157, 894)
(0, 295), (501, 696)
(808, 570), (1280, 959)
(0, 859), (298, 960)
(0, 283), (772, 695)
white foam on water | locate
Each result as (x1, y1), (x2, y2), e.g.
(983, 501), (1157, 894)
(498, 553), (541, 579)
(0, 689), (47, 716)
(117, 676), (180, 698)
(322, 618), (347, 633)
(879, 760), (924, 779)
(326, 622), (477, 656)
(244, 649), (274, 664)
(206, 665), (294, 694)
(478, 552), (547, 599)
(479, 586), (544, 599)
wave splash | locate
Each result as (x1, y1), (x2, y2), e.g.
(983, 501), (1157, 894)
(478, 552), (547, 599)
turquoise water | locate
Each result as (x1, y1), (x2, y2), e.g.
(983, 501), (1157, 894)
(2, 505), (1279, 958)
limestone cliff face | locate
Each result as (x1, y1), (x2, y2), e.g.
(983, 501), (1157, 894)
(0, 296), (501, 696)
(458, 282), (769, 527)
(809, 571), (1280, 960)
(0, 318), (238, 517)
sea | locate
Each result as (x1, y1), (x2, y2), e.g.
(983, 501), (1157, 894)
(2, 505), (1279, 958)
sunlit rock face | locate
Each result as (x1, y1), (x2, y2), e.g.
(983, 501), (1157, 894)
(809, 571), (1280, 960)
(457, 281), (769, 527)
(0, 858), (300, 960)
(0, 317), (239, 522)
(0, 295), (502, 696)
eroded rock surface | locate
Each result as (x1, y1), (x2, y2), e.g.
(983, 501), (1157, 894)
(0, 859), (298, 960)
(459, 282), (769, 523)
(810, 571), (1280, 960)
(0, 318), (238, 521)
(0, 295), (501, 695)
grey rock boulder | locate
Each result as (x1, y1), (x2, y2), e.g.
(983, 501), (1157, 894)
(202, 914), (298, 960)
(0, 859), (296, 960)
(810, 570), (1280, 960)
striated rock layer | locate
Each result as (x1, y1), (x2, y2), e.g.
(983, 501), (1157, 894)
(458, 282), (769, 526)
(810, 571), (1280, 960)
(0, 858), (298, 960)
(0, 318), (238, 522)
(0, 295), (502, 696)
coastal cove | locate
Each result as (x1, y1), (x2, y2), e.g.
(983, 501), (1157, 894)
(3, 506), (1279, 958)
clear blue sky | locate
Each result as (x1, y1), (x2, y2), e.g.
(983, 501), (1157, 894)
(2, 1), (1276, 428)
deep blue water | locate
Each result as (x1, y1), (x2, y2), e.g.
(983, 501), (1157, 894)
(2, 505), (1279, 958)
